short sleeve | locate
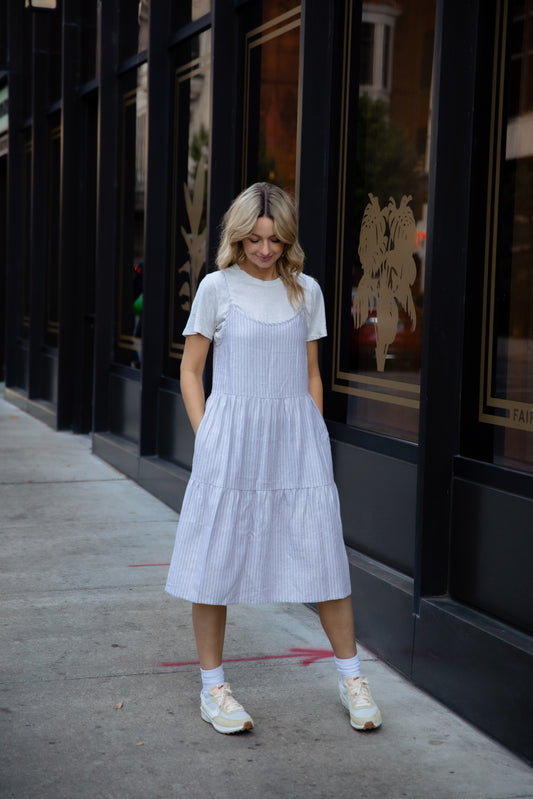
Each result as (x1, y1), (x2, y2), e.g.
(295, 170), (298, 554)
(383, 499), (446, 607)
(182, 272), (222, 340)
(305, 278), (327, 341)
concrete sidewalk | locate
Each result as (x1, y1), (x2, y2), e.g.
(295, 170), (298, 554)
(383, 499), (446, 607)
(1, 391), (532, 799)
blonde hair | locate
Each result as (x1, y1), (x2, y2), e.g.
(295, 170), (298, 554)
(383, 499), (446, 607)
(216, 183), (305, 308)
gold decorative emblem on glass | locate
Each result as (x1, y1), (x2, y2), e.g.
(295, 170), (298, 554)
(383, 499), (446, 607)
(179, 157), (208, 313)
(354, 194), (417, 372)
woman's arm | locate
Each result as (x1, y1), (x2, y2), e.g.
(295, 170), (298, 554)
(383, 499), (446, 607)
(307, 339), (323, 414)
(180, 333), (212, 434)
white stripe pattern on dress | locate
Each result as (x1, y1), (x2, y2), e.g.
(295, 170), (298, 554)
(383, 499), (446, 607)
(165, 278), (351, 605)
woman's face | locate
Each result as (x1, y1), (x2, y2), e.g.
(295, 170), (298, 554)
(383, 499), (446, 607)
(241, 216), (284, 281)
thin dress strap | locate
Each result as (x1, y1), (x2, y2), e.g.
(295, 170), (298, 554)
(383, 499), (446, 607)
(220, 268), (234, 306)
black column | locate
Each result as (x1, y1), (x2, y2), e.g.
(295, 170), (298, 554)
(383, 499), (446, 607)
(93, 0), (119, 432)
(207, 0), (238, 268)
(4, 2), (24, 388)
(56, 0), (81, 429)
(298, 0), (352, 422)
(28, 14), (49, 400)
(414, 0), (480, 603)
(297, 0), (336, 287)
(139, 0), (172, 455)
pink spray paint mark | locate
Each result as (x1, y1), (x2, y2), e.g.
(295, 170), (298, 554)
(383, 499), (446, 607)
(157, 648), (335, 668)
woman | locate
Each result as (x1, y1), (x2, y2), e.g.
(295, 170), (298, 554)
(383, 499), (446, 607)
(166, 183), (381, 734)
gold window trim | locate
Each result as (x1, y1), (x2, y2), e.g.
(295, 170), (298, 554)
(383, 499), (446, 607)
(331, 0), (420, 411)
(479, 0), (533, 432)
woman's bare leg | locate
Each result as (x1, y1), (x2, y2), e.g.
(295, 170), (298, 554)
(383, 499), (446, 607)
(316, 596), (357, 659)
(191, 603), (227, 670)
(318, 596), (382, 729)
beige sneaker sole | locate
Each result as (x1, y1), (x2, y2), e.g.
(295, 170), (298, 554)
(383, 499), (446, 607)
(339, 687), (382, 730)
(201, 708), (254, 734)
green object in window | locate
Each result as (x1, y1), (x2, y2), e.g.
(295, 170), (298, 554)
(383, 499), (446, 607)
(133, 293), (143, 314)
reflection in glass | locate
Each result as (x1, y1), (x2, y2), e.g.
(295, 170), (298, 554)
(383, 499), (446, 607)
(120, 0), (150, 60)
(359, 5), (395, 102)
(173, 0), (212, 29)
(243, 2), (300, 195)
(480, 0), (533, 472)
(165, 30), (211, 380)
(330, 0), (435, 442)
(359, 23), (374, 86)
(114, 64), (147, 368)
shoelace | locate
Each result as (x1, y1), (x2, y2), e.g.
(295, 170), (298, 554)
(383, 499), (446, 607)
(211, 684), (245, 713)
(345, 677), (372, 707)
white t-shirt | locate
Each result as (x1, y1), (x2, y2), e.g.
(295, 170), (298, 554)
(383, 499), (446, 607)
(183, 264), (327, 344)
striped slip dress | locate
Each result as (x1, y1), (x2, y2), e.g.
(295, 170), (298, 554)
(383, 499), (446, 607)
(165, 274), (351, 605)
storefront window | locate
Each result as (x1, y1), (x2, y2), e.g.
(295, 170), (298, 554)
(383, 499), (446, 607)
(164, 30), (211, 380)
(242, 1), (301, 195)
(478, 0), (533, 473)
(114, 64), (147, 368)
(328, 0), (435, 442)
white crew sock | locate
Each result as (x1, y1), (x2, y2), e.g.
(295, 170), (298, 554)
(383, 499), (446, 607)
(200, 665), (225, 698)
(334, 653), (361, 681)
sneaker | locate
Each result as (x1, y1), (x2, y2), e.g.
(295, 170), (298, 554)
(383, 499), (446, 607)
(339, 676), (382, 730)
(200, 683), (254, 734)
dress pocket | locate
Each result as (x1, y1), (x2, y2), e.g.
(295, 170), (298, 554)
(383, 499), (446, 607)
(195, 413), (207, 438)
(308, 395), (330, 442)
(193, 401), (212, 453)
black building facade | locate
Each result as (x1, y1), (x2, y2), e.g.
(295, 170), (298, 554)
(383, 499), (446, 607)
(1, 0), (533, 762)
